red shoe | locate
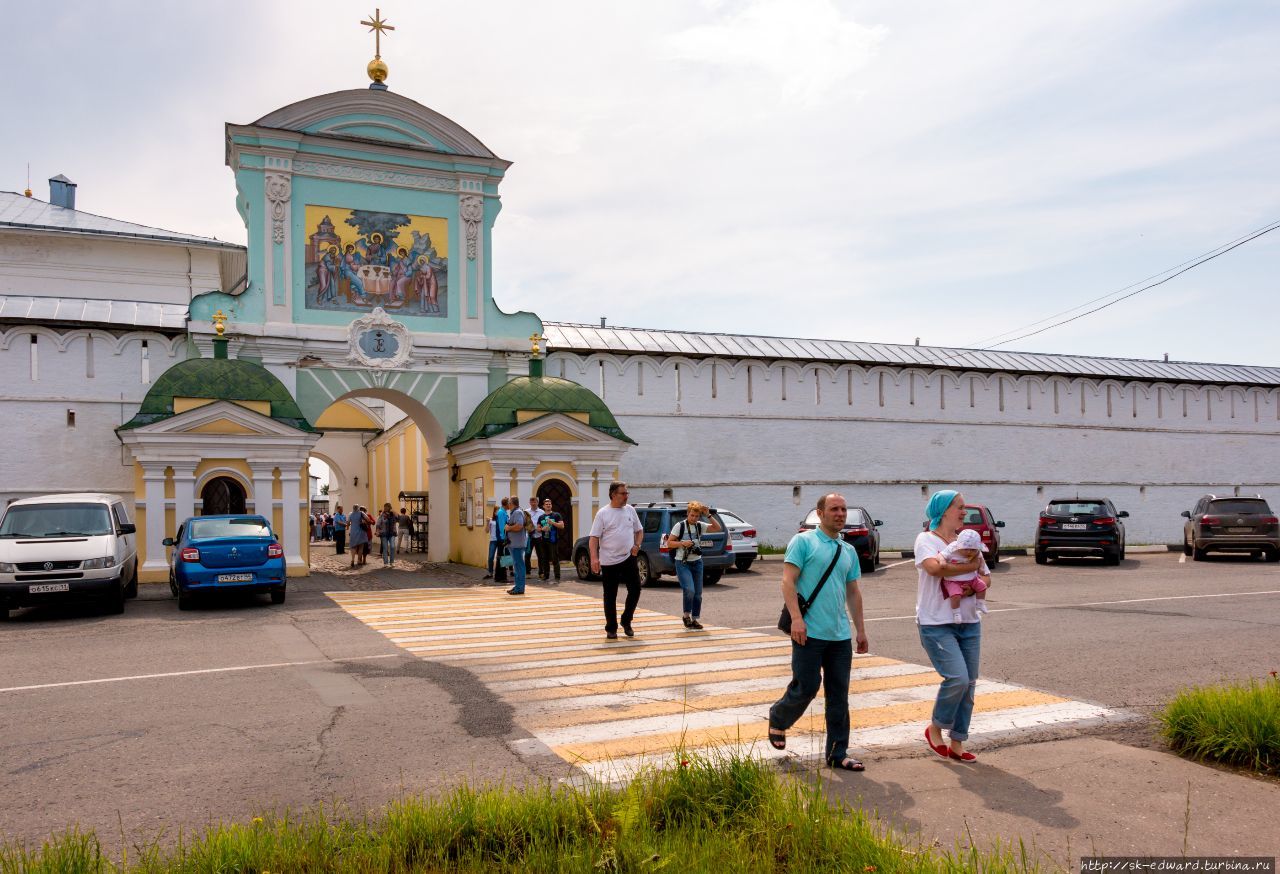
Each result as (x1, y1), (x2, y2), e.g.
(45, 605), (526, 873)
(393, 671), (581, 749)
(949, 749), (977, 762)
(924, 726), (950, 759)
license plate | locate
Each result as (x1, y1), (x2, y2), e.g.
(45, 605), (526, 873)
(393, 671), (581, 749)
(699, 540), (714, 547)
(29, 582), (70, 593)
(1062, 523), (1087, 530)
(217, 573), (254, 583)
(1229, 527), (1253, 533)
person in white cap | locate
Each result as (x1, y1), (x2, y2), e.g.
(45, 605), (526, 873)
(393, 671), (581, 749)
(938, 527), (991, 623)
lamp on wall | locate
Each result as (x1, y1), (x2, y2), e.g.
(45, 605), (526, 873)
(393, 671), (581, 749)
(353, 476), (359, 486)
(450, 464), (459, 482)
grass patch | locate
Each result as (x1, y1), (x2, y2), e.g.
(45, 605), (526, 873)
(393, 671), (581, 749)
(1157, 674), (1280, 775)
(756, 543), (786, 555)
(0, 752), (1041, 873)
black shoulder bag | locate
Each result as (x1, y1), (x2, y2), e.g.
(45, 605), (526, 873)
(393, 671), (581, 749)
(777, 542), (844, 633)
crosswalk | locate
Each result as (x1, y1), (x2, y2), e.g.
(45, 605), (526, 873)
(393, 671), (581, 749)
(328, 587), (1118, 782)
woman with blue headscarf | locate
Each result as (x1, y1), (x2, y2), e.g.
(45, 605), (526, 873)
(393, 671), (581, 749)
(914, 489), (988, 762)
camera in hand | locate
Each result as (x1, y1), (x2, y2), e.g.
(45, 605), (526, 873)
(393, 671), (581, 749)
(686, 543), (703, 557)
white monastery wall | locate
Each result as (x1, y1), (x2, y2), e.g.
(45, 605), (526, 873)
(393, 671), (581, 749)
(0, 327), (184, 503)
(549, 352), (1280, 549)
(0, 233), (224, 304)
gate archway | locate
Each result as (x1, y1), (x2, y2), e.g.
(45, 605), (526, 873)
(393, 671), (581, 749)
(537, 478), (574, 561)
(201, 476), (247, 516)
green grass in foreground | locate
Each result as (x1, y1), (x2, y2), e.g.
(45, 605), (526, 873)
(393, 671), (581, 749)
(1158, 674), (1280, 775)
(1, 752), (1040, 873)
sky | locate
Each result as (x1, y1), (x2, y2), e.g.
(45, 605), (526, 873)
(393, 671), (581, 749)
(5, 0), (1279, 366)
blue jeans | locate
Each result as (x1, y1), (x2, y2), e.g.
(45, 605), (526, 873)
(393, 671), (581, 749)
(918, 622), (982, 741)
(380, 536), (396, 565)
(509, 547), (527, 593)
(487, 540), (500, 575)
(675, 559), (704, 617)
(768, 637), (853, 764)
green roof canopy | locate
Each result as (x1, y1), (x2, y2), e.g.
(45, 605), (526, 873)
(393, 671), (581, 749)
(118, 357), (316, 432)
(448, 376), (634, 447)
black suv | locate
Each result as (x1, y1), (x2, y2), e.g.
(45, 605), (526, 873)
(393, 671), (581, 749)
(1035, 498), (1128, 565)
(1181, 495), (1280, 561)
(573, 503), (733, 585)
(798, 506), (882, 572)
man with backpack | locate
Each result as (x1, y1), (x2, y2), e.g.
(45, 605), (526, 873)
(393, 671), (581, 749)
(505, 495), (529, 595)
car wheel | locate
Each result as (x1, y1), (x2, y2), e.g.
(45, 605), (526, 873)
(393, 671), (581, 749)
(574, 550), (595, 581)
(1183, 536), (1193, 557)
(169, 571), (178, 599)
(177, 588), (195, 611)
(1192, 547), (1207, 562)
(734, 555), (755, 572)
(124, 564), (138, 599)
(1266, 548), (1280, 563)
(859, 556), (875, 574)
(636, 552), (656, 586)
(270, 587), (286, 605)
(704, 569), (723, 585)
(1104, 550), (1121, 566)
(103, 580), (126, 615)
(1034, 549), (1048, 565)
(989, 548), (999, 566)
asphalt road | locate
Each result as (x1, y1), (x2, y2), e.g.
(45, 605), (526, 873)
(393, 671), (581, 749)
(1, 551), (1276, 849)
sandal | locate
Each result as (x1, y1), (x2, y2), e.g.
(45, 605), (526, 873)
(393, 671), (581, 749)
(828, 757), (865, 772)
(767, 727), (786, 750)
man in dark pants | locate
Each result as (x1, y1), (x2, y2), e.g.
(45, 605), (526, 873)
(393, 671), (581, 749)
(589, 481), (643, 640)
(537, 497), (564, 581)
(332, 505), (348, 555)
(767, 493), (869, 771)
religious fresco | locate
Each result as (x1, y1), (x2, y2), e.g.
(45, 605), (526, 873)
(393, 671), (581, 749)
(304, 205), (449, 316)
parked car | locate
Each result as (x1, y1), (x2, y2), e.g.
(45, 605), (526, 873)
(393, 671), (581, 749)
(573, 502), (732, 585)
(715, 509), (758, 571)
(1035, 498), (1128, 565)
(0, 493), (138, 618)
(1181, 494), (1280, 561)
(165, 514), (287, 610)
(919, 504), (1005, 564)
(798, 505), (882, 572)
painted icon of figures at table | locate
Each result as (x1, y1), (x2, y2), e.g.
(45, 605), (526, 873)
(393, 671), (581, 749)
(305, 206), (449, 316)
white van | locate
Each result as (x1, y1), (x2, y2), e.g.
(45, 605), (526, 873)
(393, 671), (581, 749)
(0, 493), (138, 618)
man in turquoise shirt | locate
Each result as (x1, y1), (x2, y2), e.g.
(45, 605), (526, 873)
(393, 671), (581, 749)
(495, 498), (510, 583)
(768, 493), (869, 771)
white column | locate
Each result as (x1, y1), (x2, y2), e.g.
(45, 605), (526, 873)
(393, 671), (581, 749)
(141, 463), (168, 573)
(514, 464), (536, 512)
(249, 463), (276, 521)
(278, 467), (304, 566)
(576, 469), (595, 540)
(426, 453), (450, 561)
(172, 462), (198, 527)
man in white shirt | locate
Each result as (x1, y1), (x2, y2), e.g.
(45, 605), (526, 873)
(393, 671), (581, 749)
(589, 481), (644, 640)
(525, 497), (544, 575)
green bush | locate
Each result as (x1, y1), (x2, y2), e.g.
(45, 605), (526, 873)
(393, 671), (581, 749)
(1158, 674), (1280, 774)
(1, 752), (1042, 873)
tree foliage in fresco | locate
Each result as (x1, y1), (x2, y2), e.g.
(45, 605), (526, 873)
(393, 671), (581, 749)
(344, 210), (411, 242)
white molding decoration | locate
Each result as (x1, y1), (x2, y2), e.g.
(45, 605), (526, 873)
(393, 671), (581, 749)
(460, 195), (484, 260)
(346, 307), (414, 370)
(264, 173), (292, 245)
(292, 160), (457, 192)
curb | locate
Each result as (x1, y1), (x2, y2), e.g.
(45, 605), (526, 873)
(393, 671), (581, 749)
(891, 544), (1181, 559)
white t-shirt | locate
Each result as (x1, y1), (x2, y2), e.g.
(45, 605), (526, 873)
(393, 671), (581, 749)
(914, 530), (983, 626)
(590, 504), (642, 566)
(528, 507), (545, 538)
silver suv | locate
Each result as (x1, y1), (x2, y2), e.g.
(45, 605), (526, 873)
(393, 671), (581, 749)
(1181, 495), (1280, 562)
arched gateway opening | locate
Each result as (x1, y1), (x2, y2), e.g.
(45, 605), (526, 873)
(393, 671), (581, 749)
(308, 388), (449, 562)
(537, 478), (574, 561)
(201, 477), (247, 516)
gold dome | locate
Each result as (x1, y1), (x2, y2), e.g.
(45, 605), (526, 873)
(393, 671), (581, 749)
(367, 57), (388, 84)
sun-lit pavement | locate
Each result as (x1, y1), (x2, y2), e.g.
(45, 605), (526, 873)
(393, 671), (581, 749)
(328, 586), (1122, 782)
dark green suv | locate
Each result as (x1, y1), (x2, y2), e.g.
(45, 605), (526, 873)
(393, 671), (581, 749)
(572, 502), (733, 585)
(1182, 495), (1280, 561)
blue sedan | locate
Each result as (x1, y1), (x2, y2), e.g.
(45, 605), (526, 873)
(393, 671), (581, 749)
(164, 515), (287, 610)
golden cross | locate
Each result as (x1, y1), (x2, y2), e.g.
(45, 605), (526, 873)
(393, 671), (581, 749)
(212, 310), (227, 337)
(530, 333), (543, 357)
(360, 9), (395, 58)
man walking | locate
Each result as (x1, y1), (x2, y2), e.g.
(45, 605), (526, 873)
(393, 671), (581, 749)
(767, 493), (869, 772)
(538, 497), (564, 581)
(332, 505), (347, 555)
(589, 482), (644, 639)
(495, 497), (510, 583)
(397, 507), (413, 554)
(525, 497), (544, 575)
(505, 495), (529, 595)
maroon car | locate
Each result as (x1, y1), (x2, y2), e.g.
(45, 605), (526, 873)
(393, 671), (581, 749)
(920, 504), (1004, 564)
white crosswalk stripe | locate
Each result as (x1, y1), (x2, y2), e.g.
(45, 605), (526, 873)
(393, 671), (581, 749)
(328, 587), (1124, 781)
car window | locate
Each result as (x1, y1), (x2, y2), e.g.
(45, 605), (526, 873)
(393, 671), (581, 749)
(1047, 502), (1107, 515)
(1206, 499), (1272, 515)
(0, 503), (114, 537)
(112, 504), (131, 529)
(802, 509), (820, 526)
(641, 512), (663, 534)
(962, 508), (984, 525)
(188, 517), (272, 539)
(846, 508), (867, 526)
(717, 511), (745, 526)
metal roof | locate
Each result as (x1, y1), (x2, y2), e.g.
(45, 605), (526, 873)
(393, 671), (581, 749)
(542, 322), (1280, 387)
(0, 296), (187, 331)
(0, 192), (243, 250)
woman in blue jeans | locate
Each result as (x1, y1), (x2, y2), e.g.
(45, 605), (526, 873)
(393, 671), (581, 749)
(914, 490), (989, 762)
(669, 501), (721, 629)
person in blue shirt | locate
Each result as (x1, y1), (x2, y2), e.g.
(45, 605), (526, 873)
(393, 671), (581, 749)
(332, 506), (348, 555)
(494, 498), (510, 583)
(767, 493), (869, 771)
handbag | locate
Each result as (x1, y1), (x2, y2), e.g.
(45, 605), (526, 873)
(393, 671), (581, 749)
(777, 541), (845, 633)
(498, 544), (514, 568)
